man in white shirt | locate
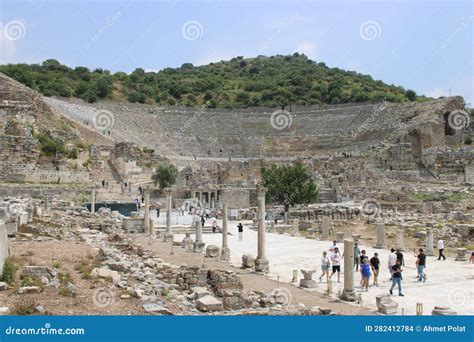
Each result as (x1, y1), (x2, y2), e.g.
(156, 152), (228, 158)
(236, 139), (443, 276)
(388, 248), (397, 279)
(328, 240), (338, 253)
(437, 239), (446, 260)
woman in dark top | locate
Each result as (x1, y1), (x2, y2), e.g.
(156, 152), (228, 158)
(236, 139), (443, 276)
(370, 252), (380, 286)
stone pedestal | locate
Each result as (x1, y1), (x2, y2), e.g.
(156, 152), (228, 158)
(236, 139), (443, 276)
(181, 233), (193, 250)
(376, 294), (399, 314)
(373, 223), (385, 249)
(193, 215), (205, 253)
(206, 245), (220, 258)
(255, 186), (269, 273)
(220, 203), (230, 261)
(163, 233), (174, 242)
(254, 258), (270, 273)
(33, 205), (42, 218)
(431, 306), (457, 315)
(396, 229), (405, 251)
(340, 239), (358, 301)
(242, 254), (255, 268)
(352, 234), (361, 244)
(321, 216), (330, 240)
(336, 231), (344, 243)
(299, 270), (317, 288)
(455, 248), (467, 261)
(425, 228), (435, 256)
(292, 219), (299, 236)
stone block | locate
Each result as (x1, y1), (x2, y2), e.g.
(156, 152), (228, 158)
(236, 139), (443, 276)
(241, 254), (255, 268)
(431, 306), (457, 315)
(205, 245), (220, 258)
(196, 295), (223, 312)
(376, 294), (398, 314)
(142, 303), (173, 315)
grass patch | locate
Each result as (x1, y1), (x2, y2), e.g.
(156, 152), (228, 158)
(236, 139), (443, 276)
(58, 272), (76, 297)
(409, 191), (470, 203)
(1, 257), (17, 284)
(74, 258), (100, 280)
(20, 275), (44, 290)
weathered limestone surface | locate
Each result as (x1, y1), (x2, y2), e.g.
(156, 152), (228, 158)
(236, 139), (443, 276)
(0, 220), (8, 275)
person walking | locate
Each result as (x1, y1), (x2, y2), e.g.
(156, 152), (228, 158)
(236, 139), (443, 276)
(395, 249), (405, 266)
(389, 259), (404, 296)
(237, 222), (243, 241)
(205, 208), (210, 220)
(211, 217), (218, 233)
(360, 258), (371, 291)
(354, 243), (361, 271)
(388, 248), (397, 280)
(328, 240), (337, 253)
(437, 239), (446, 260)
(416, 248), (427, 282)
(319, 251), (330, 282)
(200, 215), (205, 228)
(370, 252), (380, 286)
(329, 247), (341, 283)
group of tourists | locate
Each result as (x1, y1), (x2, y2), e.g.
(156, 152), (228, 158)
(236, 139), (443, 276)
(317, 239), (449, 297)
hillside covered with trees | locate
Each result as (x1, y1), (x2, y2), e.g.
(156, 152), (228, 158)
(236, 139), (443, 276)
(0, 54), (428, 108)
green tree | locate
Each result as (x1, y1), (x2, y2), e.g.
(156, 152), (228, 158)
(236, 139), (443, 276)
(261, 163), (318, 212)
(152, 161), (178, 189)
(405, 89), (417, 101)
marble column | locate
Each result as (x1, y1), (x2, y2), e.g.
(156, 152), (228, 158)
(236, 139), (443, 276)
(425, 228), (435, 256)
(340, 239), (358, 301)
(193, 215), (205, 252)
(144, 189), (150, 235)
(91, 189), (96, 214)
(255, 186), (269, 273)
(321, 216), (330, 240)
(374, 223), (386, 249)
(164, 188), (173, 242)
(396, 228), (405, 251)
(44, 194), (49, 212)
(220, 203), (230, 261)
(292, 219), (299, 236)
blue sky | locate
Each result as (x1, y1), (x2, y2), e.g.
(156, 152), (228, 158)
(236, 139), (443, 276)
(0, 0), (472, 103)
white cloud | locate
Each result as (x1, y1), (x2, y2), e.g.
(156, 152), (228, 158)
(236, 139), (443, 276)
(425, 88), (450, 99)
(295, 42), (318, 59)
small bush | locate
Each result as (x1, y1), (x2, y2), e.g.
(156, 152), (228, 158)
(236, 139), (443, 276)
(1, 257), (17, 284)
(9, 297), (37, 315)
(20, 275), (43, 289)
(465, 136), (472, 145)
(58, 272), (76, 297)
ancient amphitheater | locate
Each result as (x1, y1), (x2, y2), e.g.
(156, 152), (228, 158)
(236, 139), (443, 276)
(0, 72), (473, 317)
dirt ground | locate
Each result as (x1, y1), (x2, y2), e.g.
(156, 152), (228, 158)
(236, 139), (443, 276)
(1, 240), (146, 315)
